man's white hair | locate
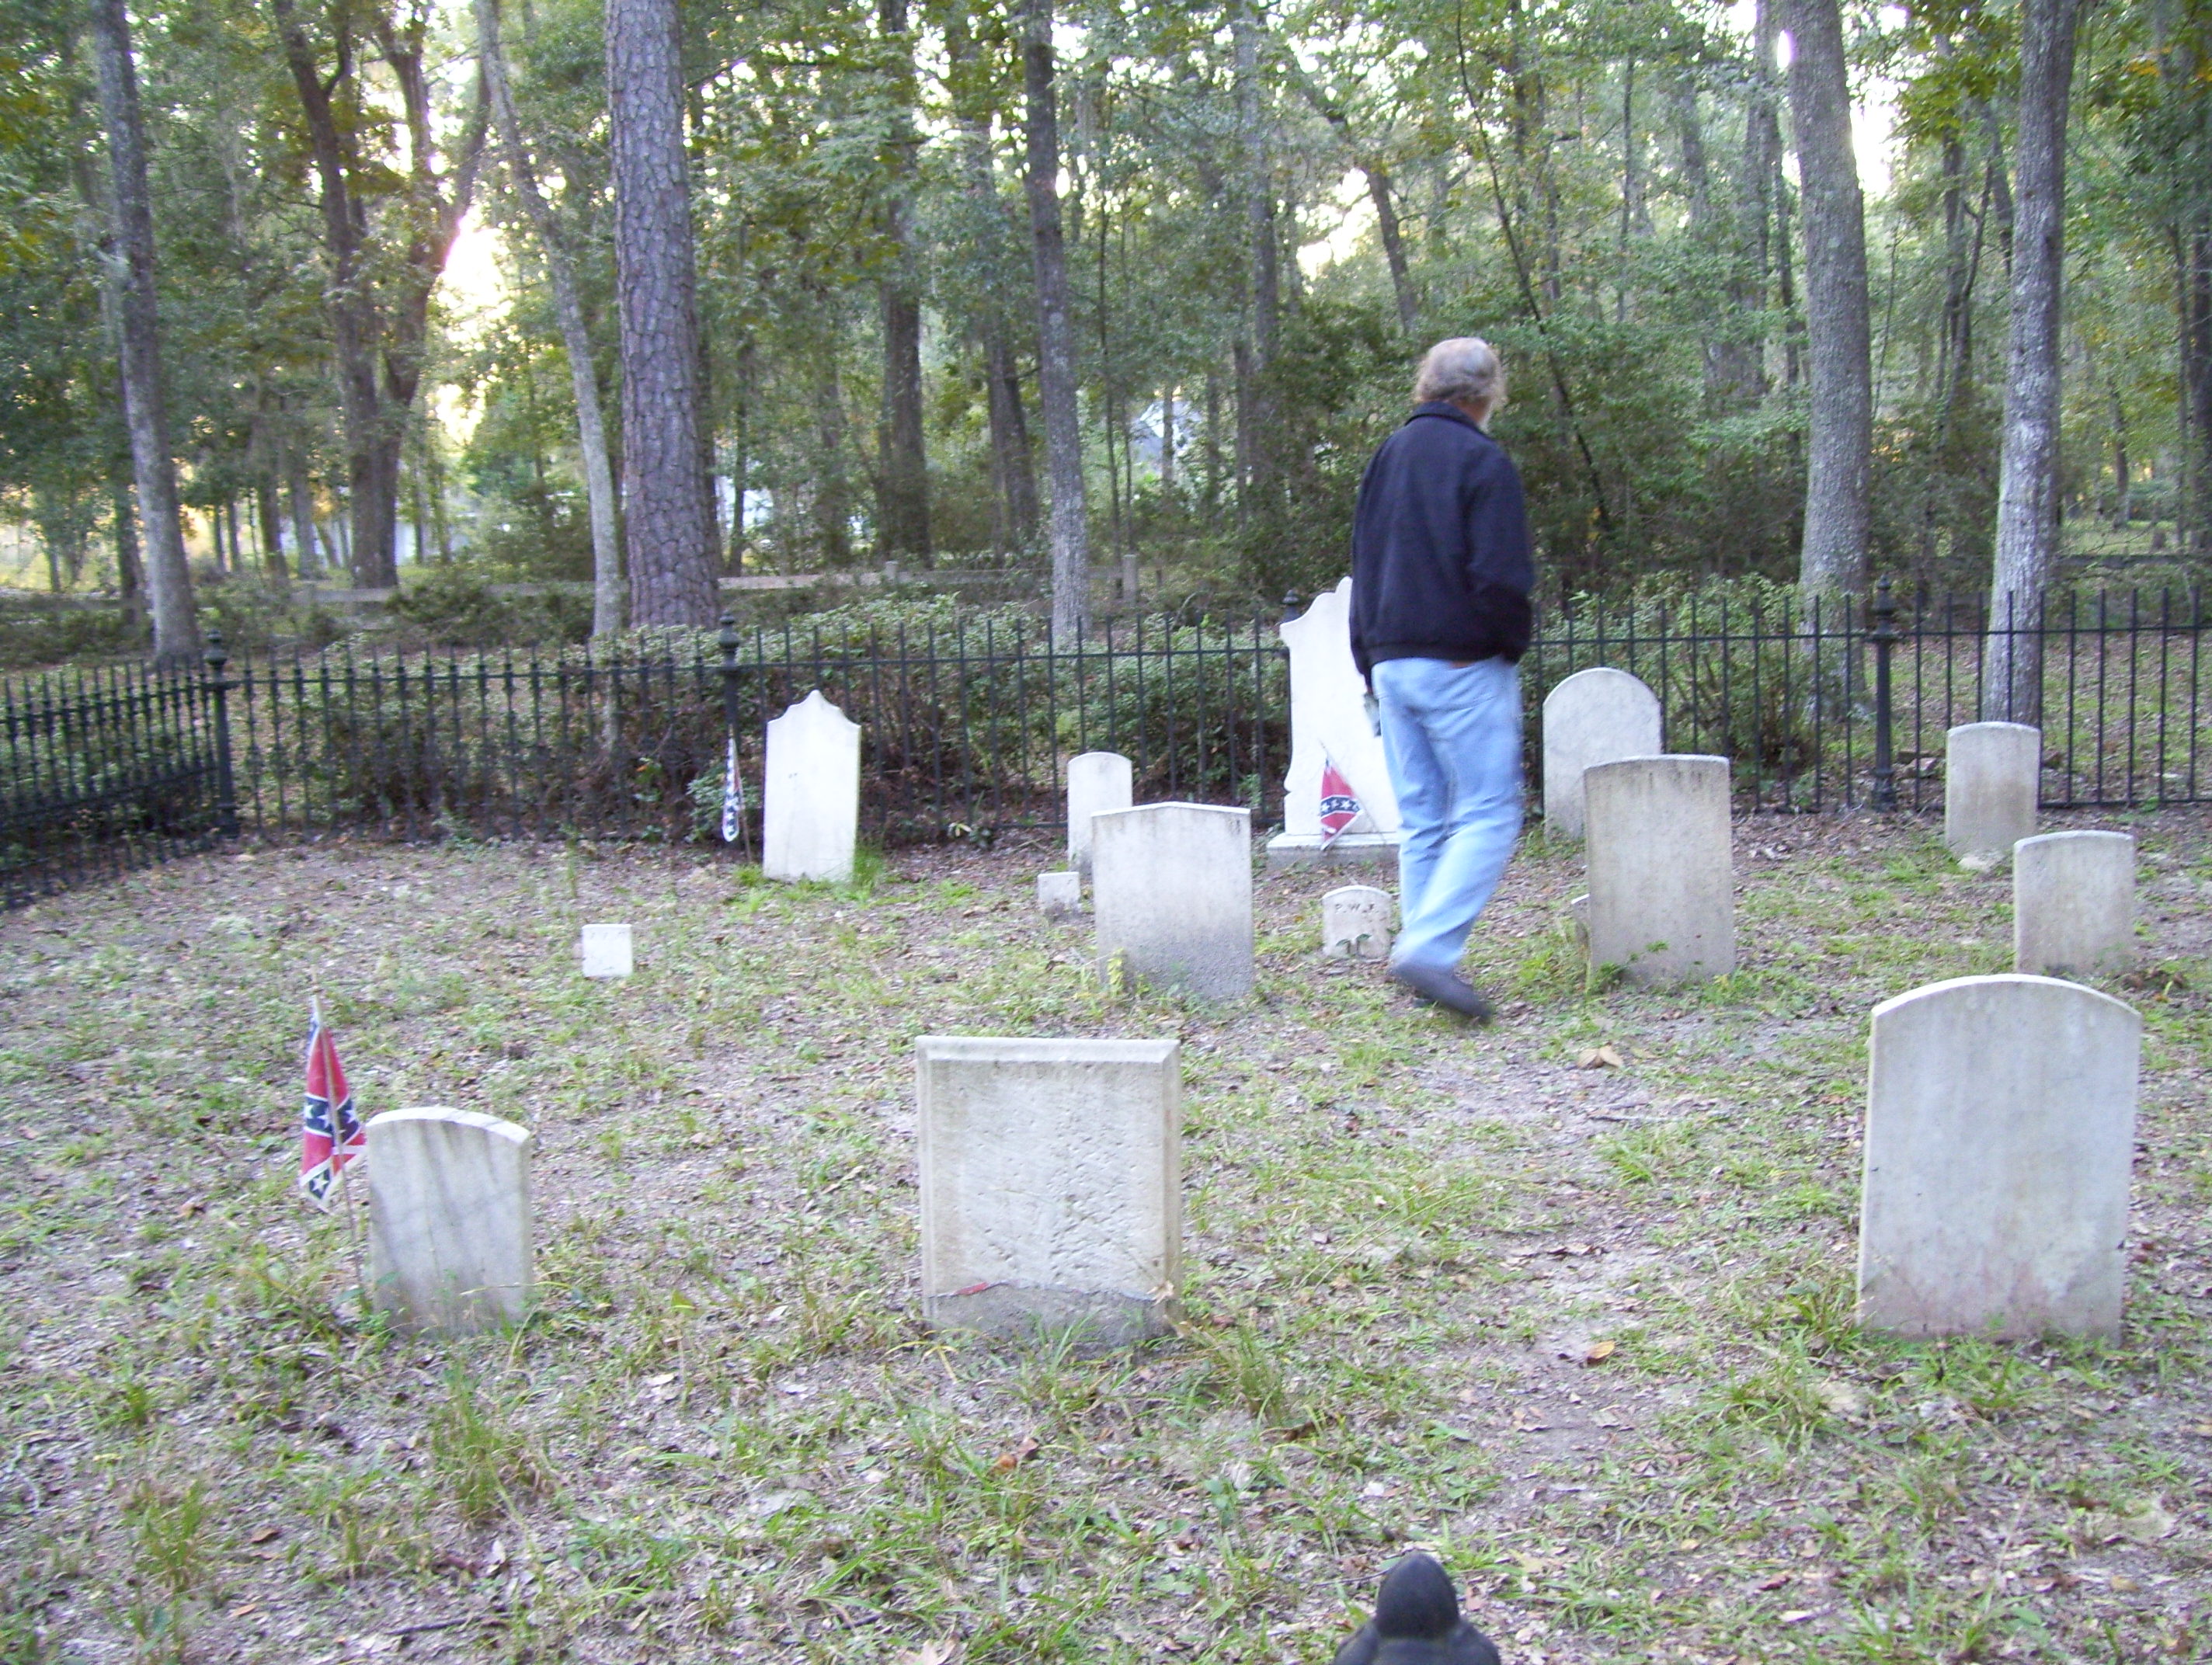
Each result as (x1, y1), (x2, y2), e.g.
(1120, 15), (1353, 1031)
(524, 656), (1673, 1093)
(1414, 337), (1507, 416)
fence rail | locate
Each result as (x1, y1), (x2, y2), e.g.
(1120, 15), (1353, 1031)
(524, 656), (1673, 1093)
(5, 587), (2208, 905)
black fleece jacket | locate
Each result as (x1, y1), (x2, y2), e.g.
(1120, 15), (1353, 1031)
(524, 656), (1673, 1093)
(1348, 401), (1535, 680)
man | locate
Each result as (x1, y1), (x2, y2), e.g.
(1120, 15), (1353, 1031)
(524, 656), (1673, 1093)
(1350, 337), (1532, 1020)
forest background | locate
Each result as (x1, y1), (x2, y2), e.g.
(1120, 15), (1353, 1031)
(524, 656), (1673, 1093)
(2, 0), (2209, 661)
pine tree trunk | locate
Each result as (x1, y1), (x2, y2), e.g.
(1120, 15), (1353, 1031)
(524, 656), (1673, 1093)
(1984, 0), (2083, 722)
(1784, 0), (1871, 598)
(1020, 0), (1089, 638)
(482, 0), (623, 634)
(606, 0), (720, 626)
(87, 0), (199, 666)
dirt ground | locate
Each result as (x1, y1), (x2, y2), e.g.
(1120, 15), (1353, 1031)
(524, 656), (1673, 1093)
(2, 806), (2208, 1664)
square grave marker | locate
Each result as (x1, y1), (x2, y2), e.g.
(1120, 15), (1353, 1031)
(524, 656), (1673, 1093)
(916, 1036), (1181, 1345)
(579, 922), (632, 978)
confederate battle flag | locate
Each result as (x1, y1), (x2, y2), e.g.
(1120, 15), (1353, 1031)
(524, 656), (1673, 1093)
(1319, 756), (1363, 846)
(300, 1003), (365, 1209)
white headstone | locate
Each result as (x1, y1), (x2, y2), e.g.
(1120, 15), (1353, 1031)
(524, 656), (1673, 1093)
(763, 690), (861, 882)
(1542, 667), (1662, 839)
(916, 1035), (1181, 1344)
(1584, 755), (1734, 986)
(579, 921), (632, 978)
(2014, 830), (2135, 977)
(1093, 802), (1254, 999)
(1858, 975), (2138, 1340)
(1066, 752), (1134, 877)
(1944, 721), (2040, 864)
(1322, 885), (1393, 961)
(367, 1107), (534, 1336)
(1268, 579), (1400, 866)
(1037, 870), (1082, 919)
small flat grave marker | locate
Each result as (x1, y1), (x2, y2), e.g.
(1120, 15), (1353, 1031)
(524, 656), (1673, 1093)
(1037, 871), (1082, 919)
(1321, 885), (1393, 961)
(579, 922), (632, 978)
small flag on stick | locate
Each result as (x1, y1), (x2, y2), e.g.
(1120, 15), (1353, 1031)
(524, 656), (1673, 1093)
(301, 1002), (364, 1209)
(1319, 756), (1362, 846)
(720, 735), (745, 845)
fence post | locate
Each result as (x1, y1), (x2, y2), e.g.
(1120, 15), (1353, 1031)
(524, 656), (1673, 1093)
(718, 613), (751, 856)
(1869, 576), (1898, 812)
(203, 628), (239, 839)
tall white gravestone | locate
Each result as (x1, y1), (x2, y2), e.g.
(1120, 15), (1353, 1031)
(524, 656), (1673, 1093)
(2014, 830), (2135, 976)
(1093, 802), (1254, 999)
(1858, 975), (2138, 1340)
(1944, 721), (2040, 864)
(367, 1107), (534, 1336)
(1268, 579), (1401, 867)
(1541, 667), (1662, 839)
(1321, 885), (1393, 961)
(579, 922), (632, 978)
(916, 1036), (1181, 1344)
(763, 690), (861, 882)
(1066, 751), (1134, 877)
(1583, 755), (1734, 985)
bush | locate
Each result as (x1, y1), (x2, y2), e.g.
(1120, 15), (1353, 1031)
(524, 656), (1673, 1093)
(231, 596), (1291, 846)
(0, 598), (148, 669)
(1524, 575), (1832, 794)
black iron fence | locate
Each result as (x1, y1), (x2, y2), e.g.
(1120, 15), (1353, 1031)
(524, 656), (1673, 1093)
(5, 587), (2208, 905)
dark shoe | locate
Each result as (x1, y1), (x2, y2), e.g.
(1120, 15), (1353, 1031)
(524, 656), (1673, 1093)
(1389, 961), (1496, 1021)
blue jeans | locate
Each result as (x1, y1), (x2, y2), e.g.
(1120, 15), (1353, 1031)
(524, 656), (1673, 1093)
(1372, 656), (1524, 974)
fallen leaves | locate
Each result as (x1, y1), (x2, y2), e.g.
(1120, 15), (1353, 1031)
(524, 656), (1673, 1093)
(894, 1643), (958, 1665)
(1582, 1339), (1618, 1366)
(248, 1524), (280, 1545)
(991, 1434), (1040, 1472)
(1577, 1044), (1625, 1069)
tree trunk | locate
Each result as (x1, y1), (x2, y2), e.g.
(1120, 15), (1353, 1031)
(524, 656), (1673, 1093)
(948, 10), (1038, 553)
(87, 0), (199, 665)
(110, 475), (144, 624)
(2182, 222), (2212, 547)
(874, 0), (931, 565)
(605, 0), (720, 625)
(1233, 1), (1279, 503)
(1784, 0), (1871, 597)
(1020, 0), (1089, 638)
(287, 458), (321, 577)
(271, 2), (482, 594)
(812, 306), (854, 566)
(1283, 54), (1415, 331)
(482, 0), (623, 634)
(1984, 0), (2083, 723)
